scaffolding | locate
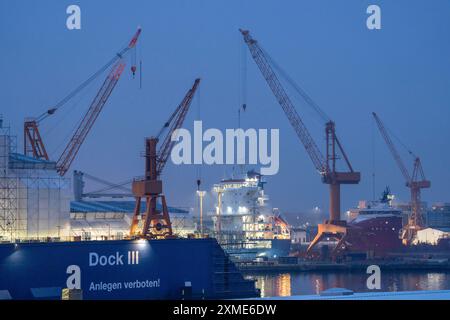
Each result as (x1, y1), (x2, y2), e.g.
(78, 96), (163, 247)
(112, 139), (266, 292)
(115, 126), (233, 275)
(69, 210), (195, 241)
(0, 118), (71, 242)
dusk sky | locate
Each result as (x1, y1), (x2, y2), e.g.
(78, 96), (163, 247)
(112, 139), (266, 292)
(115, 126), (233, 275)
(1, 0), (449, 217)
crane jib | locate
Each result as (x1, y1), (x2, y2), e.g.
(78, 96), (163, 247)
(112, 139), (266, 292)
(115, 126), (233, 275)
(24, 28), (142, 176)
(241, 29), (326, 173)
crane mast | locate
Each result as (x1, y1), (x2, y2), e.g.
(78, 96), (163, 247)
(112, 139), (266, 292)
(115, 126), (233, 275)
(23, 120), (49, 160)
(129, 79), (201, 239)
(240, 29), (360, 255)
(372, 112), (431, 243)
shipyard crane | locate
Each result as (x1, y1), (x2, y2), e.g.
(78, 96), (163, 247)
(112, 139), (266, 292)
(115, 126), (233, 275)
(239, 29), (360, 254)
(129, 78), (201, 239)
(24, 28), (142, 176)
(372, 112), (430, 244)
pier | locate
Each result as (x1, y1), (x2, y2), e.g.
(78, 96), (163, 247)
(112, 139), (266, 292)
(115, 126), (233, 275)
(237, 259), (450, 273)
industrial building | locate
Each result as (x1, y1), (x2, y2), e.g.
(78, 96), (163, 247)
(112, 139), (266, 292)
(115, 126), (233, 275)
(415, 227), (450, 245)
(290, 227), (307, 245)
(0, 117), (195, 242)
(0, 119), (71, 241)
(70, 200), (194, 240)
(426, 203), (450, 228)
(414, 204), (450, 245)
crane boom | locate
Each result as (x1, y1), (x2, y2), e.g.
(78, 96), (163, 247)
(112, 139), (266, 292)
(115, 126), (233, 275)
(372, 112), (411, 183)
(24, 28), (141, 176)
(54, 28), (141, 176)
(156, 79), (201, 176)
(38, 28), (142, 123)
(239, 29), (326, 174)
(56, 61), (125, 176)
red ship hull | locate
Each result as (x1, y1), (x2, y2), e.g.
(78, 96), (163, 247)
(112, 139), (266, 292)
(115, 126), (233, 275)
(345, 214), (403, 254)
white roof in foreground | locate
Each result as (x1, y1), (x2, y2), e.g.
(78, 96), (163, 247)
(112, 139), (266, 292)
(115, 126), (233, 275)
(251, 290), (450, 300)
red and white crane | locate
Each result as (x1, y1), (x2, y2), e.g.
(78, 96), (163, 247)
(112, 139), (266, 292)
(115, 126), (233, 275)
(372, 112), (430, 244)
(24, 28), (142, 176)
(240, 29), (360, 254)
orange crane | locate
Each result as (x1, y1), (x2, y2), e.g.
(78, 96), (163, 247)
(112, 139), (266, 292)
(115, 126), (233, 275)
(372, 112), (430, 244)
(129, 78), (201, 239)
(240, 29), (360, 254)
(24, 28), (142, 176)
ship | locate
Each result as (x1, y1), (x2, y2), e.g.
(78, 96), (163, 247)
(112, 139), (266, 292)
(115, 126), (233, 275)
(343, 188), (404, 255)
(209, 170), (291, 260)
(330, 188), (450, 257)
(0, 238), (258, 300)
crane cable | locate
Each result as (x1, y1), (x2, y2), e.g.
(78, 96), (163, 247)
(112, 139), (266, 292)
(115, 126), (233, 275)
(36, 36), (135, 123)
(382, 117), (417, 159)
(46, 86), (94, 158)
(37, 56), (121, 123)
(238, 35), (248, 127)
(237, 39), (247, 175)
(196, 83), (202, 190)
(260, 45), (331, 123)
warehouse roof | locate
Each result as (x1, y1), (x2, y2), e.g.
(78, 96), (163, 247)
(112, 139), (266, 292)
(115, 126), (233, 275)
(70, 200), (189, 214)
(9, 153), (56, 170)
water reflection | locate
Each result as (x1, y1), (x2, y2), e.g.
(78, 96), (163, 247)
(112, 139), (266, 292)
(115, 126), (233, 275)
(245, 272), (450, 298)
(278, 273), (291, 297)
(255, 273), (291, 297)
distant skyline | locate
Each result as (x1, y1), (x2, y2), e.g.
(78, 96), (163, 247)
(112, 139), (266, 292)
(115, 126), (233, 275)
(1, 0), (449, 216)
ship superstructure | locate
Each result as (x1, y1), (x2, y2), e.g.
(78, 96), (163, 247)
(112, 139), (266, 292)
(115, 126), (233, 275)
(210, 170), (290, 259)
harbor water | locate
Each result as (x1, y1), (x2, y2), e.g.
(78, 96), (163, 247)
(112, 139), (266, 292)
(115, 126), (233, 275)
(244, 271), (450, 298)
